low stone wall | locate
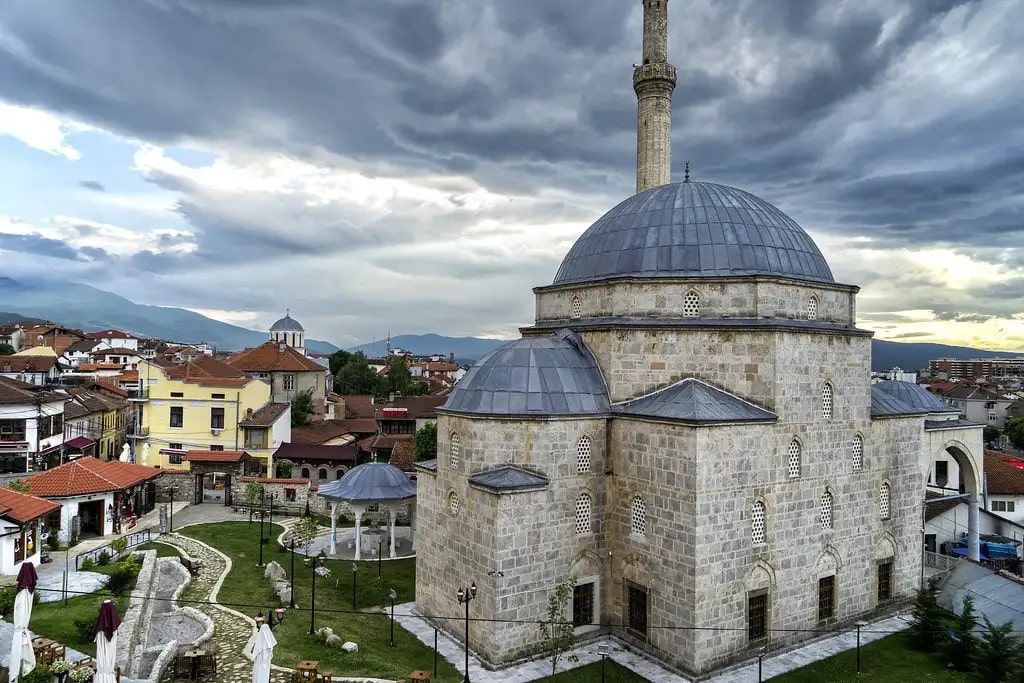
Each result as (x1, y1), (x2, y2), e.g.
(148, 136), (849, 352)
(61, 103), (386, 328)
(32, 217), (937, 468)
(154, 470), (195, 503)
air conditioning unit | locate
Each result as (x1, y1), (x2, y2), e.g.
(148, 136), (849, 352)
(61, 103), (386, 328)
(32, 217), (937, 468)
(211, 428), (222, 436)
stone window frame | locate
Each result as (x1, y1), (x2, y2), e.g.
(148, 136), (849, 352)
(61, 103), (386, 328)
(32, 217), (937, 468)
(576, 435), (593, 473)
(570, 294), (583, 320)
(819, 488), (835, 531)
(852, 434), (864, 472)
(822, 382), (834, 420)
(786, 438), (802, 479)
(446, 489), (462, 516)
(574, 491), (594, 535)
(807, 295), (818, 321)
(746, 588), (770, 645)
(449, 431), (460, 470)
(682, 290), (700, 318)
(570, 574), (601, 635)
(879, 481), (892, 520)
(751, 498), (768, 546)
(817, 574), (837, 623)
(629, 494), (647, 538)
(875, 557), (895, 603)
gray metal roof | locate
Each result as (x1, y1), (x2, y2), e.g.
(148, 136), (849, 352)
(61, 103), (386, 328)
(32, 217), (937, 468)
(552, 181), (834, 286)
(414, 459), (437, 473)
(870, 385), (928, 418)
(468, 466), (550, 493)
(613, 378), (776, 424)
(316, 462), (416, 502)
(270, 314), (304, 332)
(873, 380), (957, 414)
(924, 419), (984, 431)
(441, 330), (609, 417)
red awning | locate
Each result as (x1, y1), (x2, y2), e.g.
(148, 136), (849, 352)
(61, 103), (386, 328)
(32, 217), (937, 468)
(65, 436), (96, 450)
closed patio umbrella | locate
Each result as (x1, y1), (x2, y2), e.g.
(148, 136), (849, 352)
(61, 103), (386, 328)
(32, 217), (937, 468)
(140, 442), (150, 466)
(8, 562), (37, 683)
(119, 444), (130, 462)
(251, 623), (277, 683)
(93, 600), (120, 683)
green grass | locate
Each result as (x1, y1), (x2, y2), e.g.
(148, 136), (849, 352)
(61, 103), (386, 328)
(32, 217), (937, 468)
(539, 660), (650, 682)
(771, 633), (971, 682)
(134, 540), (183, 558)
(181, 521), (461, 681)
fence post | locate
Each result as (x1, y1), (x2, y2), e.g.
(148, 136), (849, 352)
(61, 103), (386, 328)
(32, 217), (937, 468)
(433, 627), (438, 678)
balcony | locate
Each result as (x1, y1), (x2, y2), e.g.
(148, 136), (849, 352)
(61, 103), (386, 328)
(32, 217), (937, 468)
(129, 426), (150, 438)
(128, 387), (149, 402)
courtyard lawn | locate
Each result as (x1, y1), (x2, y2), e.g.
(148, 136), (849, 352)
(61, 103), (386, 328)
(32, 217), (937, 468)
(180, 521), (462, 681)
(134, 540), (183, 558)
(540, 660), (651, 682)
(30, 592), (131, 657)
(771, 633), (971, 682)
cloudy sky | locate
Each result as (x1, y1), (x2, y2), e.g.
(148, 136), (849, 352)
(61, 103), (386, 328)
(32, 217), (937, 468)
(0, 0), (1022, 349)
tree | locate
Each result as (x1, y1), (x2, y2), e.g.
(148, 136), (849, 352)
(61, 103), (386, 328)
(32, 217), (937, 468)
(275, 458), (295, 478)
(1006, 418), (1024, 451)
(414, 422), (438, 461)
(407, 380), (429, 396)
(244, 482), (265, 507)
(291, 388), (315, 427)
(976, 615), (1020, 682)
(908, 577), (947, 651)
(336, 353), (381, 395)
(385, 356), (412, 396)
(946, 595), (978, 671)
(328, 350), (352, 378)
(292, 515), (320, 555)
(984, 426), (1003, 448)
(537, 577), (579, 678)
(0, 343), (13, 356)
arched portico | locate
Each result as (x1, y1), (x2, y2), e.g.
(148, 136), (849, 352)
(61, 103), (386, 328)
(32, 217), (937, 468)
(925, 432), (983, 562)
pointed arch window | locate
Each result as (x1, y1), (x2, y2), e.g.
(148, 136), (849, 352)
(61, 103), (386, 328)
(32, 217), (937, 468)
(752, 501), (766, 545)
(822, 383), (834, 420)
(577, 435), (592, 473)
(448, 491), (461, 515)
(575, 493), (593, 535)
(787, 439), (801, 479)
(820, 491), (834, 530)
(879, 482), (892, 520)
(450, 431), (460, 469)
(807, 296), (818, 321)
(630, 496), (647, 536)
(682, 291), (700, 317)
(570, 295), (582, 320)
(852, 435), (864, 471)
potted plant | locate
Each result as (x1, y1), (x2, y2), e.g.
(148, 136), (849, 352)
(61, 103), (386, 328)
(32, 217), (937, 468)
(50, 659), (73, 683)
(68, 664), (94, 683)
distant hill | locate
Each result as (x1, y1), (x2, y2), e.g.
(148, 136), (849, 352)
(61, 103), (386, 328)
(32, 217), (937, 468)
(0, 278), (338, 353)
(348, 332), (1022, 371)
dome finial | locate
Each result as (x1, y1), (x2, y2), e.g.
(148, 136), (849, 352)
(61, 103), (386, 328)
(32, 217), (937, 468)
(684, 161), (691, 182)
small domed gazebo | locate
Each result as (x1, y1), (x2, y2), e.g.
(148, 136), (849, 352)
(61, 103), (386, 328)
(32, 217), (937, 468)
(317, 462), (416, 559)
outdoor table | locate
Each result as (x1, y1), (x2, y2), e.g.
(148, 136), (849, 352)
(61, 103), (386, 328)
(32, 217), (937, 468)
(409, 671), (432, 681)
(180, 647), (207, 679)
(296, 660), (320, 679)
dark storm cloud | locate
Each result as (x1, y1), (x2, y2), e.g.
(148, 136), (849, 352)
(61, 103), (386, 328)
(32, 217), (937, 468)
(933, 310), (995, 323)
(78, 180), (105, 192)
(0, 233), (84, 261)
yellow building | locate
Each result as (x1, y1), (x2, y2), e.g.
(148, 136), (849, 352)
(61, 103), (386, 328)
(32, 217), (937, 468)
(132, 357), (291, 472)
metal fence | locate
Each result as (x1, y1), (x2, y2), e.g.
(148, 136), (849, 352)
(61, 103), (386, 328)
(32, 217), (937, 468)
(75, 528), (153, 569)
(924, 550), (960, 574)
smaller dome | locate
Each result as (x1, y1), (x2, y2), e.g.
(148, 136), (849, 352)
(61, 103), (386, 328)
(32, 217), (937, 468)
(270, 313), (304, 332)
(872, 380), (957, 414)
(317, 462), (416, 502)
(442, 330), (609, 417)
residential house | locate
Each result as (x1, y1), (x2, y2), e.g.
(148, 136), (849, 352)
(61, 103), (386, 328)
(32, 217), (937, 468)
(938, 384), (1015, 428)
(89, 347), (143, 370)
(291, 419), (374, 446)
(925, 491), (1024, 557)
(0, 354), (61, 386)
(21, 324), (87, 355)
(272, 441), (358, 485)
(25, 457), (160, 542)
(60, 338), (101, 369)
(0, 377), (65, 474)
(0, 325), (25, 352)
(134, 357), (280, 472)
(238, 402), (291, 473)
(0, 487), (59, 575)
(375, 395), (446, 434)
(227, 341), (329, 419)
(63, 385), (130, 463)
(983, 451), (1024, 524)
(86, 329), (140, 351)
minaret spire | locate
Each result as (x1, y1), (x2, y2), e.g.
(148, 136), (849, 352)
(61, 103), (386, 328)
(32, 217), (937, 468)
(634, 0), (677, 192)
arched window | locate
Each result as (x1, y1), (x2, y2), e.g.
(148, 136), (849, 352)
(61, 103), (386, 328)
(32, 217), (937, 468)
(570, 295), (582, 320)
(577, 435), (592, 473)
(300, 467), (310, 479)
(575, 493), (592, 535)
(822, 383), (833, 420)
(879, 482), (891, 520)
(318, 468), (327, 480)
(448, 491), (461, 515)
(787, 439), (801, 479)
(336, 469), (344, 480)
(450, 432), (460, 469)
(807, 296), (818, 321)
(630, 496), (647, 536)
(820, 491), (834, 530)
(682, 291), (700, 317)
(852, 435), (864, 471)
(752, 501), (766, 545)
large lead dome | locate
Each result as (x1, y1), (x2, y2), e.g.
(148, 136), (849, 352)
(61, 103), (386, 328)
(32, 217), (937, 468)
(553, 181), (834, 286)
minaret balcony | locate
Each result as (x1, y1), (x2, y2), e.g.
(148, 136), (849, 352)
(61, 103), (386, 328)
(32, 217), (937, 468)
(633, 62), (677, 91)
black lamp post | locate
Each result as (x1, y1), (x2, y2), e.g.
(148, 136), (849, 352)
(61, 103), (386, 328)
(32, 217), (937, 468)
(456, 582), (477, 683)
(255, 607), (287, 631)
(378, 539), (383, 578)
(289, 538), (296, 609)
(306, 551), (327, 634)
(268, 493), (275, 532)
(257, 508), (266, 567)
(855, 620), (867, 674)
(388, 588), (397, 646)
(351, 563), (358, 609)
(168, 485), (178, 532)
(597, 643), (610, 682)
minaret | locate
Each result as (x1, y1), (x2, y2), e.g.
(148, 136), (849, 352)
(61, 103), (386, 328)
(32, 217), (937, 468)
(633, 0), (677, 191)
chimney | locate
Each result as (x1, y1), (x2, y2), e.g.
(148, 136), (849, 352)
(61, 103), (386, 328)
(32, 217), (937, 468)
(246, 408), (253, 419)
(449, 351), (455, 365)
(278, 341), (286, 352)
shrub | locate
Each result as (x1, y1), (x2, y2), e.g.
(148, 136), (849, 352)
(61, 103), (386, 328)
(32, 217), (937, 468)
(20, 666), (52, 683)
(73, 615), (95, 643)
(80, 557), (96, 570)
(107, 556), (141, 596)
(97, 550), (111, 566)
(110, 537), (128, 558)
(47, 532), (60, 551)
(976, 615), (1021, 681)
(0, 586), (15, 619)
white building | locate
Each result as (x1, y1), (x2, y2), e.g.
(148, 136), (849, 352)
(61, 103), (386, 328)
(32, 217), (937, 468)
(0, 487), (59, 575)
(87, 329), (140, 352)
(0, 377), (66, 474)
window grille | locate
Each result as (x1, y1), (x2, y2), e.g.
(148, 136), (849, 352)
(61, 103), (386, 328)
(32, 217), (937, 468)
(630, 496), (647, 536)
(787, 440), (801, 478)
(820, 491), (834, 530)
(575, 493), (592, 534)
(879, 482), (891, 520)
(807, 296), (818, 320)
(682, 291), (700, 317)
(877, 561), (893, 601)
(818, 576), (835, 620)
(748, 593), (768, 642)
(570, 295), (582, 319)
(450, 432), (460, 469)
(822, 383), (833, 420)
(448, 491), (461, 515)
(577, 435), (592, 473)
(752, 501), (766, 545)
(852, 435), (863, 471)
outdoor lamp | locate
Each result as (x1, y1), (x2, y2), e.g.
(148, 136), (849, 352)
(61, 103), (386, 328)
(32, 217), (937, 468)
(255, 611), (266, 627)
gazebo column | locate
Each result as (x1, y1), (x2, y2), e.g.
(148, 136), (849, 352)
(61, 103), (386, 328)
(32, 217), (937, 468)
(354, 507), (363, 561)
(329, 502), (338, 556)
(388, 505), (397, 558)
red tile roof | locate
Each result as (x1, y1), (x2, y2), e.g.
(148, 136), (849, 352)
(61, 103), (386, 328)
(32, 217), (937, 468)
(26, 457), (160, 498)
(165, 356), (244, 381)
(389, 439), (415, 470)
(0, 356), (58, 373)
(342, 395), (376, 419)
(985, 451), (1024, 495)
(86, 329), (136, 340)
(184, 450), (249, 463)
(227, 342), (325, 373)
(239, 477), (310, 485)
(79, 363), (122, 371)
(290, 420), (366, 445)
(0, 487), (59, 524)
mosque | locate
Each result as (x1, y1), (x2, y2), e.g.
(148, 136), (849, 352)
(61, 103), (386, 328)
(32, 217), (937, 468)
(414, 1), (984, 676)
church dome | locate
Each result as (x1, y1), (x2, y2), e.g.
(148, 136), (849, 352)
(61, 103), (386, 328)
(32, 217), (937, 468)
(553, 181), (834, 286)
(442, 330), (609, 417)
(270, 314), (304, 333)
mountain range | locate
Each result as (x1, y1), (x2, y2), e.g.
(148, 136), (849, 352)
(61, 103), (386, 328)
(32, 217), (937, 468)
(0, 277), (339, 353)
(1, 278), (1020, 370)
